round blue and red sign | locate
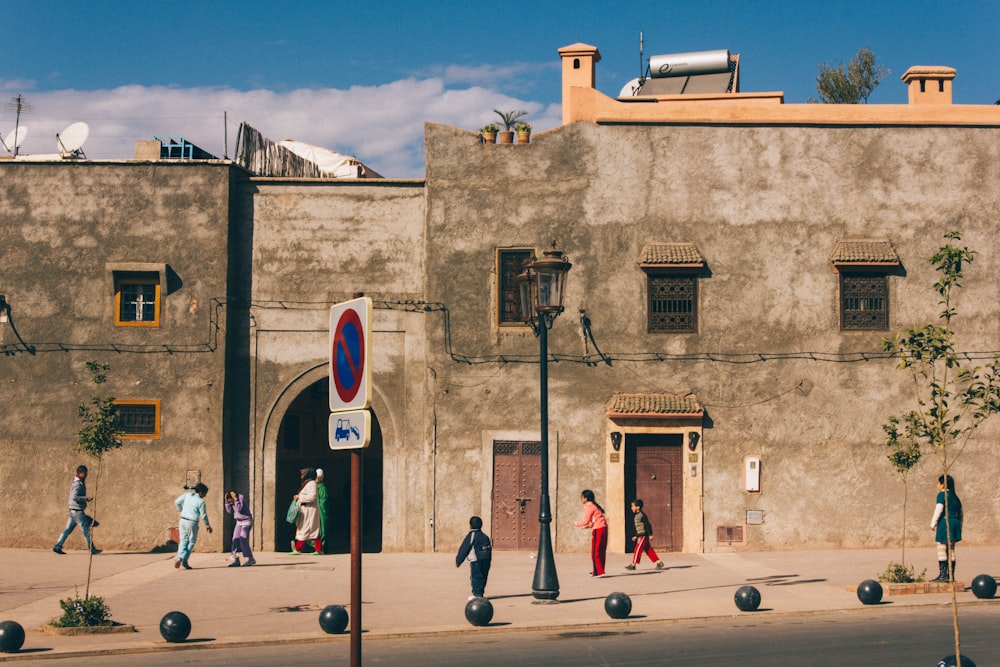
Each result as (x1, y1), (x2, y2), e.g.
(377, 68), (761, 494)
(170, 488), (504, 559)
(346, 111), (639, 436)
(329, 298), (371, 411)
(333, 310), (365, 404)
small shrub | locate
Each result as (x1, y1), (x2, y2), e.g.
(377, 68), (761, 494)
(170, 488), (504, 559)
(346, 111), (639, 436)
(877, 561), (926, 584)
(53, 593), (113, 627)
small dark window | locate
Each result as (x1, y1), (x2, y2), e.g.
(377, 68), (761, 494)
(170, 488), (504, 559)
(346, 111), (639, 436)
(497, 249), (533, 326)
(114, 400), (161, 439)
(115, 275), (160, 327)
(648, 274), (697, 333)
(840, 274), (888, 330)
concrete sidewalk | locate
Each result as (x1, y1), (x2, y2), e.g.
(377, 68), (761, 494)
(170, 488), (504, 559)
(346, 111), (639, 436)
(1, 545), (998, 660)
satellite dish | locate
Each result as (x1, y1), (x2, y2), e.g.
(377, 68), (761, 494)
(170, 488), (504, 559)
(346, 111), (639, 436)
(618, 77), (643, 98)
(56, 122), (89, 157)
(0, 125), (27, 153)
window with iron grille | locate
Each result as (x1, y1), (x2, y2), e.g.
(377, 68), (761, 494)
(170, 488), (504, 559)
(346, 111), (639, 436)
(114, 400), (161, 439)
(115, 274), (160, 327)
(648, 274), (697, 333)
(840, 273), (888, 330)
(497, 249), (533, 326)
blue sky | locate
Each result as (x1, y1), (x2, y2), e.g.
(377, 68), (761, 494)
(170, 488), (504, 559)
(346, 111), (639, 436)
(2, 1), (997, 176)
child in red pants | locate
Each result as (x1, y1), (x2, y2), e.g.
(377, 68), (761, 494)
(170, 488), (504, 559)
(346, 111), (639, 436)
(625, 499), (664, 571)
(576, 489), (608, 577)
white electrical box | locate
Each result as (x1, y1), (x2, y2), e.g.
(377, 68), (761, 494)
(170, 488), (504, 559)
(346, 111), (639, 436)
(744, 456), (761, 493)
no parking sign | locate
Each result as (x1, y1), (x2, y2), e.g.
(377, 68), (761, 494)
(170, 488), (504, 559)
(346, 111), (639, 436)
(329, 297), (372, 413)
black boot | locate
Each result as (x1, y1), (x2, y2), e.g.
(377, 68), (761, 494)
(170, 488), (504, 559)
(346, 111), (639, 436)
(949, 561), (956, 582)
(931, 561), (949, 582)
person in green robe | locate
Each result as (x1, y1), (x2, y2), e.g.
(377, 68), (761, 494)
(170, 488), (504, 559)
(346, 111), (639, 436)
(316, 468), (330, 554)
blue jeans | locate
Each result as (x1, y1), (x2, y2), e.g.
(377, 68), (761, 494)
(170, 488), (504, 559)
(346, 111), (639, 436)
(54, 510), (92, 550)
(470, 559), (491, 597)
(177, 519), (200, 563)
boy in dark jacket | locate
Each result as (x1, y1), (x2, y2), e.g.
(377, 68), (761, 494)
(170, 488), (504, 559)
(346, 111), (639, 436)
(455, 516), (492, 599)
(625, 499), (664, 571)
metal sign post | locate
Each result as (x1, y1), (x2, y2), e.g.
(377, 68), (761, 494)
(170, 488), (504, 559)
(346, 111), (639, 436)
(329, 296), (372, 667)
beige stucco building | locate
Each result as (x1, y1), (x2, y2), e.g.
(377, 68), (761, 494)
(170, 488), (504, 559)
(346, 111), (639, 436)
(2, 43), (998, 558)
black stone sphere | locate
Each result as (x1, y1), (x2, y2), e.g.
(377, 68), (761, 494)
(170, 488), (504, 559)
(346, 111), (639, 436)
(159, 611), (191, 643)
(464, 597), (493, 626)
(604, 592), (632, 619)
(734, 585), (761, 612)
(318, 605), (349, 634)
(971, 574), (997, 599)
(856, 579), (884, 605)
(938, 654), (977, 667)
(0, 621), (25, 653)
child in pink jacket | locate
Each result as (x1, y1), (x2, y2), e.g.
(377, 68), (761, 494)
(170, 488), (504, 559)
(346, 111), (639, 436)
(576, 489), (608, 577)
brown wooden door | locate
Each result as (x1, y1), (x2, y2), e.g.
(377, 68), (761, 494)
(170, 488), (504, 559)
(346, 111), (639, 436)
(626, 434), (683, 553)
(491, 441), (541, 551)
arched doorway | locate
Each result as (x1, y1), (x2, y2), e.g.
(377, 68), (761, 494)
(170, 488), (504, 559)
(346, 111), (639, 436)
(273, 377), (383, 553)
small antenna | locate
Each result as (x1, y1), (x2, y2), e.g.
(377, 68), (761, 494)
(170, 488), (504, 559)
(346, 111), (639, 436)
(5, 94), (33, 157)
(638, 32), (648, 86)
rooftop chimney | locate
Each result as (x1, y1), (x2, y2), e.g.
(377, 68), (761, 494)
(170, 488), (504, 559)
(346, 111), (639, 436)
(559, 43), (601, 125)
(901, 66), (956, 105)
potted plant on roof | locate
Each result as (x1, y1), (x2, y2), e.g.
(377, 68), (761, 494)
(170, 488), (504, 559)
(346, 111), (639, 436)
(515, 122), (532, 144)
(480, 123), (499, 144)
(493, 109), (527, 145)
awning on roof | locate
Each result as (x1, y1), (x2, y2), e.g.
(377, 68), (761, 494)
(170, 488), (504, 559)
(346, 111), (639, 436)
(829, 240), (900, 268)
(638, 243), (705, 269)
(606, 393), (704, 419)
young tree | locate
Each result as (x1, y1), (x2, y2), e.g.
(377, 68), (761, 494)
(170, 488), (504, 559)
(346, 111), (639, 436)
(880, 428), (922, 582)
(881, 232), (1000, 663)
(812, 47), (890, 104)
(76, 361), (123, 600)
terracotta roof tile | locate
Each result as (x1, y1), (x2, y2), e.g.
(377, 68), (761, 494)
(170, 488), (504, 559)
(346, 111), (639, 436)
(830, 240), (900, 264)
(606, 392), (703, 417)
(639, 243), (705, 266)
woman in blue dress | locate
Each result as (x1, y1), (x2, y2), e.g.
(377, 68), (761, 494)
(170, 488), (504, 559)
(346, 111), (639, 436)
(930, 474), (962, 582)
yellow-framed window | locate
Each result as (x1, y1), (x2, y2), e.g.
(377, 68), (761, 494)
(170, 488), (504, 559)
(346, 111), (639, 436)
(114, 399), (161, 439)
(115, 277), (161, 327)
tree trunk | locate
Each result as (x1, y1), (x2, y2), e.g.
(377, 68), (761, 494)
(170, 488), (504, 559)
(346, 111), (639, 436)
(84, 455), (102, 600)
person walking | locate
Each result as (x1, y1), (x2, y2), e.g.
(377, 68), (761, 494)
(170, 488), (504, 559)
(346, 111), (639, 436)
(53, 464), (101, 555)
(290, 468), (322, 555)
(625, 498), (665, 571)
(576, 489), (608, 577)
(316, 468), (331, 554)
(455, 515), (493, 600)
(930, 474), (963, 582)
(224, 490), (255, 567)
(174, 483), (212, 569)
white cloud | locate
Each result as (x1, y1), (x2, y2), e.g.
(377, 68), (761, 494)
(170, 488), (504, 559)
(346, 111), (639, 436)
(0, 76), (561, 178)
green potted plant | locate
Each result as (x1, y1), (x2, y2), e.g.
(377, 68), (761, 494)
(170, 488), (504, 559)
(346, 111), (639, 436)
(514, 122), (532, 144)
(493, 109), (527, 144)
(480, 123), (500, 144)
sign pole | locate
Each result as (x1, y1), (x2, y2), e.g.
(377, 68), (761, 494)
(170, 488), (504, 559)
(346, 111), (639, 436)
(329, 295), (372, 667)
(350, 448), (362, 667)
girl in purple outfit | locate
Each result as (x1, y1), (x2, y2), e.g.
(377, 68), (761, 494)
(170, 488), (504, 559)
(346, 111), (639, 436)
(224, 491), (256, 567)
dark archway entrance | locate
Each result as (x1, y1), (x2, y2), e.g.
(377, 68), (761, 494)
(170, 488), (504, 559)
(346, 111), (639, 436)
(273, 378), (383, 553)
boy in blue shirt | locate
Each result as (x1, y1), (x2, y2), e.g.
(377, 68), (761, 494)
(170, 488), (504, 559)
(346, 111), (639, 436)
(174, 483), (213, 569)
(455, 516), (492, 600)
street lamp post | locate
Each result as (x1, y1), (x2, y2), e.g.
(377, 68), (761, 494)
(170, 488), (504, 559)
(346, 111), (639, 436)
(517, 243), (572, 601)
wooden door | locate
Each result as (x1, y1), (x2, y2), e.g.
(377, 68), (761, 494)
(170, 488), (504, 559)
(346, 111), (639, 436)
(625, 434), (683, 552)
(491, 441), (541, 551)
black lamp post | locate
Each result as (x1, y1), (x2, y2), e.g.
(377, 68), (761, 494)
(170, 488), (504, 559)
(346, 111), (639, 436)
(517, 242), (572, 601)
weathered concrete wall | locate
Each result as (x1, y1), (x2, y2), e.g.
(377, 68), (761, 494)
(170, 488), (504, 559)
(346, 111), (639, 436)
(423, 120), (1000, 554)
(0, 162), (242, 552)
(245, 180), (430, 551)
